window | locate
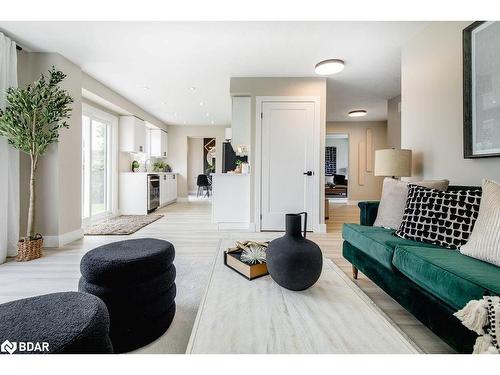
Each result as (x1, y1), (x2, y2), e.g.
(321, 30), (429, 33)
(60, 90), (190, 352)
(82, 104), (118, 224)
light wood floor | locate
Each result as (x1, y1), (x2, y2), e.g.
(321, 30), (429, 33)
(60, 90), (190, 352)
(0, 199), (454, 353)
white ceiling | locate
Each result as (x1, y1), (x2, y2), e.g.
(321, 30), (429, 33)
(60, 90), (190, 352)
(0, 21), (428, 125)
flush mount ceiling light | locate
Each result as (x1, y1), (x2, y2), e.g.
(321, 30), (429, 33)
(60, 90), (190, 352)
(314, 59), (345, 75)
(348, 110), (367, 117)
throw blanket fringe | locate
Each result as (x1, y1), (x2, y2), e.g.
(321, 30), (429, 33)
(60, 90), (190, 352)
(454, 299), (488, 335)
(454, 296), (500, 354)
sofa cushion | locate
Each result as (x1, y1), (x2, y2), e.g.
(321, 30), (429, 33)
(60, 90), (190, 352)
(342, 223), (439, 270)
(395, 185), (482, 249)
(393, 245), (500, 310)
(373, 178), (449, 230)
(460, 179), (500, 267)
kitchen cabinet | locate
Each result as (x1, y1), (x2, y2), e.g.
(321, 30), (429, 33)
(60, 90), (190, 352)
(119, 173), (148, 215)
(120, 172), (177, 214)
(150, 129), (168, 158)
(160, 174), (168, 206)
(166, 173), (177, 202)
(120, 116), (147, 153)
(159, 173), (177, 207)
(231, 96), (251, 156)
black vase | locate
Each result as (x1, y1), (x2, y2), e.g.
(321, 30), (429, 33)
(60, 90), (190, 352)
(266, 212), (323, 291)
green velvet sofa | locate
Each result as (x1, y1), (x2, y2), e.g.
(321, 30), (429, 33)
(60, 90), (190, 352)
(342, 187), (500, 353)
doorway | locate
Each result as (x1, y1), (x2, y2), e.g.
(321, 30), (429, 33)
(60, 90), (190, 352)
(81, 105), (117, 225)
(325, 133), (349, 201)
(258, 99), (320, 231)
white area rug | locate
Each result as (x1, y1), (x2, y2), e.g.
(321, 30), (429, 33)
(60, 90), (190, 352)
(132, 254), (214, 354)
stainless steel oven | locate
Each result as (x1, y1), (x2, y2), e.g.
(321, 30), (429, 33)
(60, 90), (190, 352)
(147, 174), (160, 212)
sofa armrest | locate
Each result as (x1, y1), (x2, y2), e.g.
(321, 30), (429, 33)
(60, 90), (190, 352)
(358, 201), (380, 226)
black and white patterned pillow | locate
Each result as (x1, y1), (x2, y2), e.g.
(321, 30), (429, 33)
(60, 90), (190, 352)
(395, 185), (482, 249)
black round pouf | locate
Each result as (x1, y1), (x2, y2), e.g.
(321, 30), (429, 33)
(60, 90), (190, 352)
(267, 213), (323, 291)
(79, 238), (176, 353)
(110, 302), (176, 353)
(0, 292), (113, 354)
(78, 264), (176, 303)
(80, 238), (175, 286)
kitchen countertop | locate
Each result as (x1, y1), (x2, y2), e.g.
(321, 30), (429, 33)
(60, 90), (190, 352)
(120, 171), (177, 175)
(210, 173), (250, 176)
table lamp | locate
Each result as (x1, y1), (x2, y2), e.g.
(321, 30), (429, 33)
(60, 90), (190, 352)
(374, 149), (412, 178)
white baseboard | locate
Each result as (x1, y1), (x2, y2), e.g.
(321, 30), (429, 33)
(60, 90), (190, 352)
(43, 228), (84, 248)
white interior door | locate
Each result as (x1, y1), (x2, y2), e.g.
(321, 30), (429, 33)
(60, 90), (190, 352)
(261, 101), (315, 231)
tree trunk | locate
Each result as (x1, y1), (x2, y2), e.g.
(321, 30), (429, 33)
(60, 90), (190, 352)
(26, 155), (36, 239)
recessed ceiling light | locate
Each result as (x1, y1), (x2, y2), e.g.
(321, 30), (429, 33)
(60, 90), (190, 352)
(189, 87), (196, 91)
(200, 101), (205, 106)
(206, 112), (210, 117)
(314, 59), (345, 75)
(143, 86), (150, 90)
(348, 110), (367, 117)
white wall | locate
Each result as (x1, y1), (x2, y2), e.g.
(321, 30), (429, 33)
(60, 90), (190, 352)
(187, 137), (204, 193)
(166, 125), (228, 198)
(17, 51), (82, 243)
(401, 21), (500, 185)
(82, 73), (167, 131)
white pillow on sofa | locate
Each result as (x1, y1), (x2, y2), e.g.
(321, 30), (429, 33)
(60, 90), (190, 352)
(460, 179), (500, 267)
(373, 177), (450, 230)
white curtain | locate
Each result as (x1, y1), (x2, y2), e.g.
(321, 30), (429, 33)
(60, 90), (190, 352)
(0, 32), (19, 263)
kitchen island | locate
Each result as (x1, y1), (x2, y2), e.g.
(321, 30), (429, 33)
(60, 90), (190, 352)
(211, 173), (251, 230)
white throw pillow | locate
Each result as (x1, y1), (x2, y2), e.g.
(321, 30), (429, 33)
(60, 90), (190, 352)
(373, 178), (449, 230)
(460, 179), (500, 267)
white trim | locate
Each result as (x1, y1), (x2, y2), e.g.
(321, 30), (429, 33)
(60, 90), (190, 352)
(81, 103), (119, 224)
(255, 96), (321, 233)
(43, 228), (84, 248)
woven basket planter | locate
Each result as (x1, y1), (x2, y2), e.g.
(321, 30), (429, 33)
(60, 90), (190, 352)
(17, 234), (43, 262)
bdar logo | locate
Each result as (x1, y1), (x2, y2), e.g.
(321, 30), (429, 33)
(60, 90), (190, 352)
(1, 340), (17, 354)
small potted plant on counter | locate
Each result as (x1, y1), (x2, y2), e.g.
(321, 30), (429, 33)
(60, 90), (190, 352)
(131, 160), (140, 172)
(0, 67), (73, 261)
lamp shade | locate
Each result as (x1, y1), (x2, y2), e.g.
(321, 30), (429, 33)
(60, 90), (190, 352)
(225, 128), (232, 140)
(374, 149), (412, 177)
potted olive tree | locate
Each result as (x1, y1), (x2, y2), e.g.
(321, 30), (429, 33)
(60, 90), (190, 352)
(0, 67), (73, 261)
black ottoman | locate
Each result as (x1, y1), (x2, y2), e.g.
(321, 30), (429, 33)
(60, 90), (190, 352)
(0, 292), (113, 354)
(79, 238), (176, 353)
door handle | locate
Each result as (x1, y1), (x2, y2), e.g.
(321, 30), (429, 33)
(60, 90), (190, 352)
(303, 171), (314, 176)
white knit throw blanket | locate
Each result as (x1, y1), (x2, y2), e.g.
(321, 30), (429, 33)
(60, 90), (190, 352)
(454, 296), (500, 354)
